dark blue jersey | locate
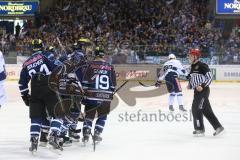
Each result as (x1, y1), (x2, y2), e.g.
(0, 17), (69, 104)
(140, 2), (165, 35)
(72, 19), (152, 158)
(82, 60), (116, 106)
(68, 49), (87, 82)
(18, 51), (58, 96)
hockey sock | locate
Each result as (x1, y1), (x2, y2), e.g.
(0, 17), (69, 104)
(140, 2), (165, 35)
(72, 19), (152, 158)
(60, 120), (69, 135)
(176, 92), (184, 106)
(50, 118), (63, 135)
(41, 117), (50, 134)
(69, 110), (80, 129)
(95, 115), (107, 133)
(168, 92), (176, 106)
(83, 118), (93, 131)
(30, 117), (42, 138)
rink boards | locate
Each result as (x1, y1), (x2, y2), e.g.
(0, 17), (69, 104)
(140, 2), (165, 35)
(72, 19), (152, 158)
(5, 64), (240, 82)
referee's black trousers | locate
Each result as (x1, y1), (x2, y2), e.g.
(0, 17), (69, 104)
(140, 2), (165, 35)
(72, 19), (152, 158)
(192, 87), (222, 131)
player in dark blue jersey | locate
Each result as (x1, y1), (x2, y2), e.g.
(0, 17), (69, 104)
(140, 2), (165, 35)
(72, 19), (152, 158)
(81, 47), (116, 144)
(18, 39), (63, 152)
(39, 46), (64, 147)
(60, 38), (91, 142)
(47, 39), (91, 144)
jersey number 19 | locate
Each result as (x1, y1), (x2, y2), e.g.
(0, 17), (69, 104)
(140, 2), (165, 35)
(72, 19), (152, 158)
(95, 74), (109, 90)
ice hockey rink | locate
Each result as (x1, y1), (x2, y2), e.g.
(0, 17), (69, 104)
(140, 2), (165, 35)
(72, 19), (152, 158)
(0, 81), (240, 160)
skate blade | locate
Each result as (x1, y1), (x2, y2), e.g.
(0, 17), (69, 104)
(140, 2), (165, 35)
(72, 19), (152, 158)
(70, 138), (80, 142)
(48, 145), (63, 155)
(29, 148), (37, 155)
(82, 141), (88, 147)
(193, 133), (205, 137)
(214, 129), (225, 136)
(39, 142), (48, 147)
(179, 109), (187, 112)
(93, 141), (101, 145)
(63, 143), (72, 147)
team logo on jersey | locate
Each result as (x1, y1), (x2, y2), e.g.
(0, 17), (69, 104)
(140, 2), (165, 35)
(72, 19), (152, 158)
(194, 65), (199, 70)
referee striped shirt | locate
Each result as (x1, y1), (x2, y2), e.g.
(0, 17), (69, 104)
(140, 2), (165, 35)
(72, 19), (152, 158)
(189, 61), (213, 89)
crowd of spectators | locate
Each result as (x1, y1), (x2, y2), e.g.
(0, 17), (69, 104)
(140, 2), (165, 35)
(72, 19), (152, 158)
(1, 0), (239, 64)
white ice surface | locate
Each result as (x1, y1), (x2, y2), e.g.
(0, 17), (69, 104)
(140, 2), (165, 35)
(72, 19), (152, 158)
(0, 81), (240, 160)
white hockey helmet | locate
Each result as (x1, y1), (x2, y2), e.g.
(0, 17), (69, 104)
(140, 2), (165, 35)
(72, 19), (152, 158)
(168, 54), (176, 60)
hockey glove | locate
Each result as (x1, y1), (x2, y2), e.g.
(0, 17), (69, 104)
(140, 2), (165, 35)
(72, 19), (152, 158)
(21, 94), (30, 106)
(155, 81), (162, 87)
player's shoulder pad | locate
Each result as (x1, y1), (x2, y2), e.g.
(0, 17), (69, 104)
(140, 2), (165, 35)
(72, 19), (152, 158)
(23, 51), (45, 67)
(43, 51), (55, 60)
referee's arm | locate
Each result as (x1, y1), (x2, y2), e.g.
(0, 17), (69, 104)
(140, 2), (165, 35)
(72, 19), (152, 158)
(201, 63), (213, 88)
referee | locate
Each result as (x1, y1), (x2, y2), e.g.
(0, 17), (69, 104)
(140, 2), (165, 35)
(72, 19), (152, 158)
(187, 49), (224, 136)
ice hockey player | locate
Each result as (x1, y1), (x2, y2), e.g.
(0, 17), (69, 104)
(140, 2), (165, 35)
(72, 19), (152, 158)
(187, 48), (224, 136)
(39, 46), (58, 147)
(47, 39), (90, 144)
(155, 54), (187, 112)
(81, 47), (116, 144)
(0, 50), (7, 108)
(60, 38), (92, 142)
(18, 39), (64, 152)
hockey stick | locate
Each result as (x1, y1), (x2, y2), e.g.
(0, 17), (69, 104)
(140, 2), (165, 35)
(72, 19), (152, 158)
(114, 80), (129, 94)
(138, 81), (156, 87)
(138, 77), (188, 88)
(56, 36), (67, 54)
(138, 81), (167, 87)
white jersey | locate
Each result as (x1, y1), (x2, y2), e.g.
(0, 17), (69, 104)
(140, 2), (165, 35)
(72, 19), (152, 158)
(0, 50), (7, 106)
(158, 59), (187, 81)
(0, 51), (6, 81)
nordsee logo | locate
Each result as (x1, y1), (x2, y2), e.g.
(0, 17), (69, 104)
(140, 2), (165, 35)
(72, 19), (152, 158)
(0, 3), (32, 12)
(224, 0), (240, 10)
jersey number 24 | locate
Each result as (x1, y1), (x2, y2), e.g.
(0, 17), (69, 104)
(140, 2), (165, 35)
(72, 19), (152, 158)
(29, 64), (51, 77)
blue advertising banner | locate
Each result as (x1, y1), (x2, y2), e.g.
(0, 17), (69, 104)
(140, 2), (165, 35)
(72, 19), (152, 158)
(216, 0), (240, 15)
(0, 1), (39, 16)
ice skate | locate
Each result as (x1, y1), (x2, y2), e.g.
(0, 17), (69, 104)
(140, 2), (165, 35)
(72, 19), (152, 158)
(39, 132), (48, 147)
(193, 130), (205, 137)
(93, 130), (102, 144)
(49, 132), (63, 151)
(169, 105), (174, 111)
(82, 128), (91, 144)
(213, 126), (224, 136)
(69, 128), (81, 142)
(179, 105), (187, 112)
(29, 137), (38, 153)
(60, 134), (72, 147)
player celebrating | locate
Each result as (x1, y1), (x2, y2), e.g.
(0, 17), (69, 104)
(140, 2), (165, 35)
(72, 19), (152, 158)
(18, 39), (63, 152)
(155, 54), (187, 112)
(187, 48), (224, 136)
(81, 47), (116, 144)
(0, 50), (7, 108)
(48, 39), (90, 145)
(62, 38), (92, 142)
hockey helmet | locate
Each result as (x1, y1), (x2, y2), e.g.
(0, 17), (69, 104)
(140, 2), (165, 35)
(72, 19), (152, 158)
(189, 48), (201, 58)
(72, 38), (91, 51)
(168, 54), (176, 60)
(95, 47), (105, 57)
(78, 38), (91, 46)
(32, 39), (43, 51)
(47, 46), (55, 52)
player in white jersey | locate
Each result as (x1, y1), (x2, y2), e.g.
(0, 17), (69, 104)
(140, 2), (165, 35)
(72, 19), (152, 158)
(155, 54), (187, 111)
(0, 50), (7, 108)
